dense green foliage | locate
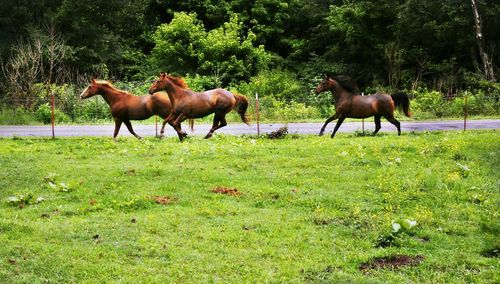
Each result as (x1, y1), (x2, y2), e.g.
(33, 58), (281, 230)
(0, 131), (498, 282)
(0, 0), (498, 123)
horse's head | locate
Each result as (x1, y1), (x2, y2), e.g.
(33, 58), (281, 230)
(80, 79), (100, 99)
(148, 73), (169, 94)
(315, 75), (336, 94)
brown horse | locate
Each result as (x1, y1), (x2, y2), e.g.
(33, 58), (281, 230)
(315, 75), (411, 137)
(148, 73), (250, 141)
(80, 79), (192, 140)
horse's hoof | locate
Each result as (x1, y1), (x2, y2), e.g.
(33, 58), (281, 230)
(319, 132), (324, 136)
(204, 134), (212, 139)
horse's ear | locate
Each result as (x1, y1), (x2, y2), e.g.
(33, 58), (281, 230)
(160, 72), (165, 78)
(91, 78), (96, 84)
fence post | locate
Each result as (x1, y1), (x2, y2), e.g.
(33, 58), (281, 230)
(255, 93), (260, 136)
(155, 115), (158, 137)
(49, 85), (55, 139)
(464, 91), (468, 131)
(361, 92), (365, 133)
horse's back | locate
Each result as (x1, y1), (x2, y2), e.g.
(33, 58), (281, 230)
(201, 89), (236, 109)
(149, 92), (172, 118)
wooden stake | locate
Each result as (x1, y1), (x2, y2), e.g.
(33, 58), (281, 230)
(255, 93), (260, 136)
(361, 92), (365, 133)
(50, 88), (55, 139)
(464, 91), (468, 131)
(155, 115), (158, 137)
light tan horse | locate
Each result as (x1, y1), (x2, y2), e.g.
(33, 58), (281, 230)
(148, 73), (249, 141)
(315, 75), (411, 137)
(80, 79), (193, 140)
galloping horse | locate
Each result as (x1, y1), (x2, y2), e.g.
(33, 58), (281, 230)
(80, 79), (193, 140)
(315, 75), (411, 137)
(148, 73), (250, 141)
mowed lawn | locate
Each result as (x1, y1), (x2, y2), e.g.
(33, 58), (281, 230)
(0, 130), (498, 283)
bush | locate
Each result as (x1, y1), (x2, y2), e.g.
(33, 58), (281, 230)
(35, 103), (69, 124)
(412, 89), (445, 117)
(237, 70), (308, 102)
(257, 97), (321, 121)
(74, 98), (112, 122)
(0, 107), (38, 125)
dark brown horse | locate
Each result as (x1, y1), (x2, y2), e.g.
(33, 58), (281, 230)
(80, 79), (192, 140)
(315, 75), (411, 137)
(148, 73), (250, 141)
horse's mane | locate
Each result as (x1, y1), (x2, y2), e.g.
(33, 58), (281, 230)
(95, 80), (132, 95)
(165, 74), (189, 89)
(330, 75), (360, 95)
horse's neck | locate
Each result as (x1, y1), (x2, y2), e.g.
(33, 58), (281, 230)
(99, 86), (124, 106)
(164, 80), (188, 102)
(331, 86), (352, 104)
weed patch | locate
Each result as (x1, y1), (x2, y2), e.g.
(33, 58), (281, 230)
(267, 127), (288, 139)
(481, 247), (500, 258)
(6, 193), (44, 208)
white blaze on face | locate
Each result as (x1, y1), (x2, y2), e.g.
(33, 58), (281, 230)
(80, 86), (89, 99)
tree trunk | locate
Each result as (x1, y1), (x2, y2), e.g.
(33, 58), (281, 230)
(471, 0), (496, 82)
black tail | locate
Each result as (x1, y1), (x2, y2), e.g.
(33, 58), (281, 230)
(391, 92), (412, 117)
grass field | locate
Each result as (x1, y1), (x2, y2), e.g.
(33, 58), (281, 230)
(0, 130), (498, 283)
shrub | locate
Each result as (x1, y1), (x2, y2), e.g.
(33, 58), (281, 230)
(35, 103), (69, 124)
(412, 89), (445, 117)
(237, 70), (308, 102)
(0, 107), (38, 125)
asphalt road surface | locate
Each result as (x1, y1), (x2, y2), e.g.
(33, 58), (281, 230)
(0, 119), (498, 138)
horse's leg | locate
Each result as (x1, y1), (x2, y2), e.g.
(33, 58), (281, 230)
(159, 119), (168, 138)
(205, 114), (222, 139)
(123, 120), (142, 139)
(159, 118), (174, 138)
(330, 116), (346, 138)
(160, 113), (177, 138)
(384, 116), (401, 135)
(319, 113), (339, 136)
(172, 114), (188, 141)
(373, 115), (382, 135)
(113, 119), (122, 141)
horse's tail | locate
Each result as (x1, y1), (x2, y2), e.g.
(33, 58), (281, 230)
(391, 92), (412, 117)
(188, 119), (194, 132)
(233, 93), (250, 125)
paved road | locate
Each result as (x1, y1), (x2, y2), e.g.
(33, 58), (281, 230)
(0, 119), (498, 138)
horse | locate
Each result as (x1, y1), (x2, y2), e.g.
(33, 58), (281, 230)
(148, 73), (250, 141)
(79, 79), (193, 140)
(315, 75), (412, 137)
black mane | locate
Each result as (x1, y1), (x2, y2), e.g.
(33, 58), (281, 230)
(330, 75), (360, 94)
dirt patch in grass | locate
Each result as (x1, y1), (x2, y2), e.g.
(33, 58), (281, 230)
(153, 196), (177, 205)
(211, 186), (241, 196)
(359, 255), (424, 271)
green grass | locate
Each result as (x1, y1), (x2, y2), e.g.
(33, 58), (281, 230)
(0, 131), (498, 283)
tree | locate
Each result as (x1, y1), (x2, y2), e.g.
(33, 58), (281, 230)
(1, 26), (70, 108)
(151, 12), (272, 85)
(470, 0), (496, 82)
